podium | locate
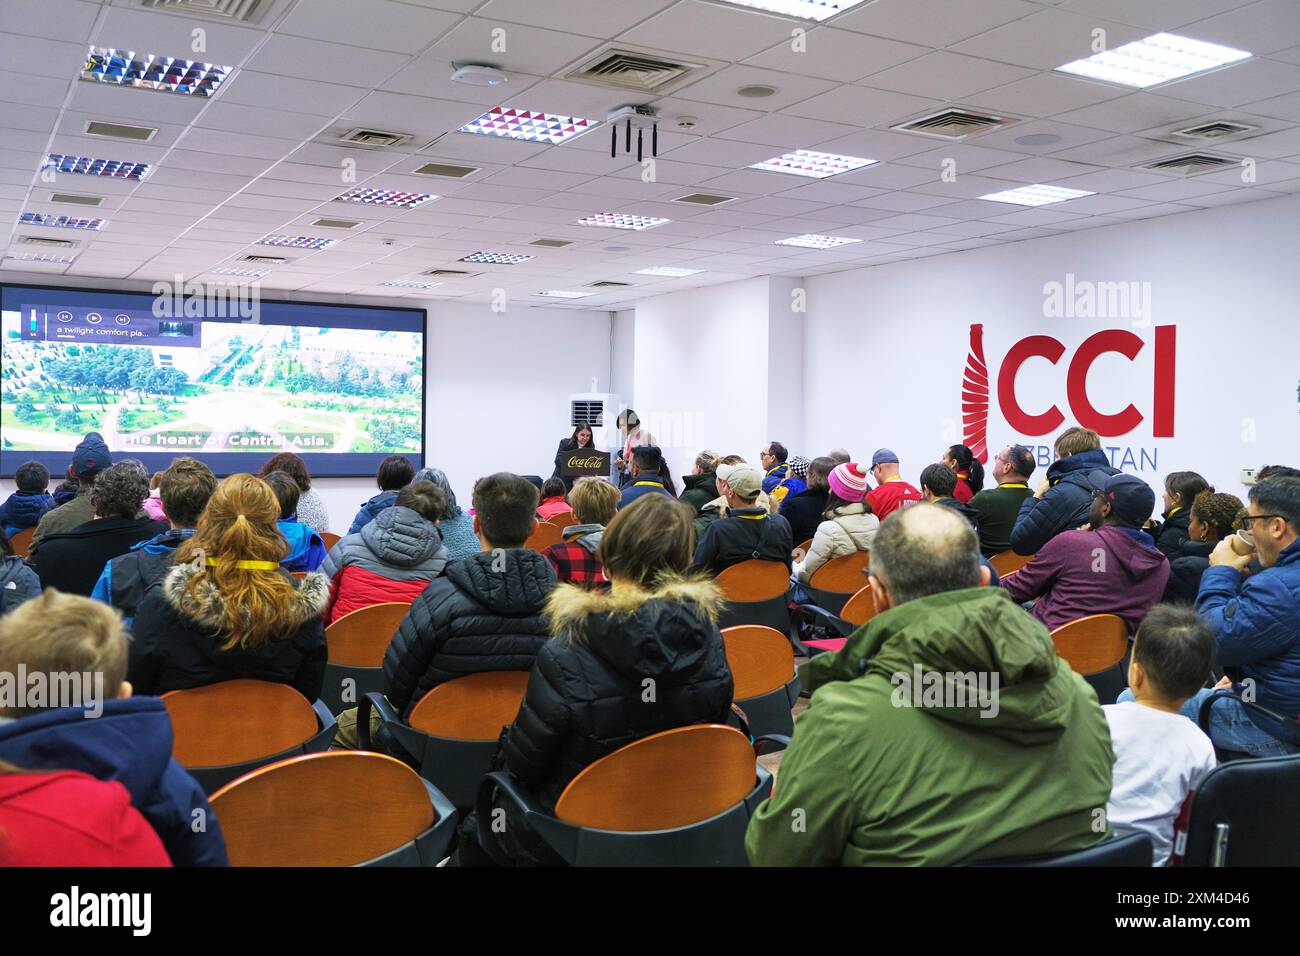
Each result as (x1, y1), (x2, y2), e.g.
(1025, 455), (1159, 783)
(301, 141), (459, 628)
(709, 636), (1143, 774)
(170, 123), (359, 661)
(559, 450), (611, 478)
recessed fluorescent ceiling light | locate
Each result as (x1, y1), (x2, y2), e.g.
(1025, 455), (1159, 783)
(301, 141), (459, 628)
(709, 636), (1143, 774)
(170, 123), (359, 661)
(577, 213), (670, 231)
(382, 280), (443, 289)
(776, 234), (862, 249)
(461, 251), (534, 264)
(751, 149), (877, 178)
(259, 235), (336, 249)
(336, 186), (437, 209)
(82, 47), (232, 96)
(459, 107), (595, 145)
(636, 266), (703, 277)
(43, 154), (149, 180)
(211, 267), (267, 278)
(3, 252), (76, 264)
(712, 0), (874, 22)
(536, 290), (592, 299)
(979, 184), (1095, 206)
(1055, 33), (1251, 88)
(19, 212), (104, 230)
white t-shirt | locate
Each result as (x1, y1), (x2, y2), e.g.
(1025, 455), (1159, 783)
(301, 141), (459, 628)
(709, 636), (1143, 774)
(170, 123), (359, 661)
(1103, 701), (1217, 866)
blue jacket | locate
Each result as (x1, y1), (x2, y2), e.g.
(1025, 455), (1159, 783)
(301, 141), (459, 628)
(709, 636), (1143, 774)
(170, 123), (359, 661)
(1197, 539), (1300, 733)
(0, 490), (55, 536)
(278, 519), (326, 572)
(1010, 449), (1119, 556)
(0, 698), (228, 866)
(761, 464), (790, 495)
(618, 477), (673, 510)
(91, 528), (194, 628)
(347, 491), (399, 536)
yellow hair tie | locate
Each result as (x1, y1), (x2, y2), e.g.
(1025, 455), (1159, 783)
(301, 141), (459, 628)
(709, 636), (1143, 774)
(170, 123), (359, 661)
(204, 558), (280, 570)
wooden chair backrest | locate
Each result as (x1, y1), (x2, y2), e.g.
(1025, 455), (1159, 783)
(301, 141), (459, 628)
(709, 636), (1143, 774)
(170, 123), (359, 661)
(722, 625), (795, 699)
(547, 511), (577, 530)
(407, 671), (531, 740)
(325, 602), (410, 667)
(1050, 614), (1130, 676)
(839, 584), (878, 628)
(162, 679), (318, 767)
(808, 549), (871, 594)
(320, 531), (342, 552)
(209, 752), (434, 866)
(8, 527), (34, 558)
(989, 549), (1034, 577)
(795, 538), (813, 554)
(291, 570), (307, 580)
(555, 725), (755, 831)
(715, 559), (790, 603)
(524, 521), (563, 552)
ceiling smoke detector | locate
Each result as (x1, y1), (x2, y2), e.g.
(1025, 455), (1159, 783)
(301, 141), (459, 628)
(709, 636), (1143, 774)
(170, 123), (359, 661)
(451, 63), (508, 87)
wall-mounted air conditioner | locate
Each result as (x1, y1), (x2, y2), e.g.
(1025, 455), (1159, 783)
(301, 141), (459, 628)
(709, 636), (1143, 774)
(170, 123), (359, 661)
(567, 386), (623, 471)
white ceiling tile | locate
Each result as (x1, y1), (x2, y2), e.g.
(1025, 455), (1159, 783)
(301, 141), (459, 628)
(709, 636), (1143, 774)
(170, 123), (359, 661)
(243, 35), (411, 89)
(479, 0), (675, 36)
(1, 0), (99, 44)
(832, 0), (1042, 47)
(218, 71), (367, 118)
(675, 64), (840, 112)
(1115, 177), (1248, 202)
(1055, 0), (1249, 31)
(860, 52), (1036, 101)
(619, 1), (801, 62)
(430, 18), (605, 77)
(951, 8), (1147, 70)
(743, 27), (928, 83)
(0, 33), (89, 81)
(340, 91), (485, 140)
(1238, 90), (1300, 122)
(713, 113), (859, 148)
(1056, 92), (1209, 133)
(1174, 0), (1300, 56)
(965, 72), (1129, 118)
(92, 6), (266, 64)
(793, 86), (946, 128)
(276, 0), (461, 54)
(194, 102), (329, 140)
(1151, 57), (1300, 110)
(177, 128), (299, 161)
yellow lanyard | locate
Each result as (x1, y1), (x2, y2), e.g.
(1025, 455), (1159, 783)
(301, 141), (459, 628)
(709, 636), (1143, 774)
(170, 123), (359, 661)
(1001, 483), (1029, 489)
(205, 558), (280, 570)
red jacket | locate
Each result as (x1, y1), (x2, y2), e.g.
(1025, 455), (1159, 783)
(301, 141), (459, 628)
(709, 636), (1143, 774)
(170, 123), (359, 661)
(953, 475), (974, 503)
(0, 770), (172, 867)
(866, 480), (923, 521)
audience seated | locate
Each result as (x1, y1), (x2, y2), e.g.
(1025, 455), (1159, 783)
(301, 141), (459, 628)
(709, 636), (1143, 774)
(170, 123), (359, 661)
(1002, 472), (1169, 632)
(128, 474), (328, 701)
(259, 452), (330, 534)
(771, 455), (810, 506)
(542, 477), (618, 588)
(29, 432), (114, 554)
(1162, 491), (1244, 604)
(1105, 606), (1217, 866)
(940, 444), (984, 504)
(678, 450), (720, 514)
(695, 455), (778, 534)
(0, 530), (40, 615)
(51, 477), (78, 507)
(759, 441), (790, 494)
(536, 477), (571, 521)
(827, 448), (851, 464)
(780, 455), (834, 545)
(322, 480), (449, 624)
(264, 470), (327, 573)
(1190, 475), (1300, 756)
(865, 448), (923, 520)
(91, 457), (217, 627)
(143, 470), (168, 523)
(30, 460), (167, 597)
(970, 444), (1035, 557)
(920, 463), (981, 532)
(347, 455), (415, 535)
(0, 460), (54, 537)
(747, 504), (1112, 865)
(413, 467), (479, 559)
(0, 590), (227, 865)
(692, 463), (793, 575)
(793, 463), (878, 585)
(1011, 426), (1119, 556)
(617, 445), (672, 509)
(1152, 471), (1212, 561)
(467, 492), (734, 867)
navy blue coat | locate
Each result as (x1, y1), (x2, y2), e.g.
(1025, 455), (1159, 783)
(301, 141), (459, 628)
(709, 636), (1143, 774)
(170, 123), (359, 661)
(348, 491), (399, 536)
(0, 490), (55, 536)
(0, 698), (227, 865)
(1010, 449), (1119, 556)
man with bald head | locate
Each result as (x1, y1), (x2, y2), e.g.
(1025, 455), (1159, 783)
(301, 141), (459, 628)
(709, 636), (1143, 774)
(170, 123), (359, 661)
(746, 504), (1114, 866)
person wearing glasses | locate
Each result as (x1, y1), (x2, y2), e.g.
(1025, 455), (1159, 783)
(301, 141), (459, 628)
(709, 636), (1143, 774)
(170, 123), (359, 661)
(969, 444), (1036, 557)
(1001, 472), (1169, 635)
(1186, 475), (1300, 756)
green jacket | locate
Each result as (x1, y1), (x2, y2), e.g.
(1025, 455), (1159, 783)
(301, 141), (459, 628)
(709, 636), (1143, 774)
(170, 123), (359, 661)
(679, 472), (718, 514)
(746, 587), (1113, 866)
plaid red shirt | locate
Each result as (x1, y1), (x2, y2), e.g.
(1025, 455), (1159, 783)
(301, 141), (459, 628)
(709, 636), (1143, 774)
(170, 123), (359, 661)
(543, 540), (608, 588)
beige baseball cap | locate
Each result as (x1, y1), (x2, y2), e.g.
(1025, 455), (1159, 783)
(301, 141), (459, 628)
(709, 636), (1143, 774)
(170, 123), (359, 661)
(716, 462), (763, 500)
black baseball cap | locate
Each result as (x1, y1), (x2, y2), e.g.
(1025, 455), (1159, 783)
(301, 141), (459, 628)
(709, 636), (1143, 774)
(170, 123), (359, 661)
(1087, 470), (1156, 527)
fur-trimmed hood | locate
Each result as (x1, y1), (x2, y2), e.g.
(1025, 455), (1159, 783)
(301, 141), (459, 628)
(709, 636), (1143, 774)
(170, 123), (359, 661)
(162, 562), (329, 633)
(545, 574), (724, 681)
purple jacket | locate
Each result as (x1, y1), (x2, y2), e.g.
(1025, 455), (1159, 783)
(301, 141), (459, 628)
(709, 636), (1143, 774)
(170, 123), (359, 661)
(1002, 525), (1170, 633)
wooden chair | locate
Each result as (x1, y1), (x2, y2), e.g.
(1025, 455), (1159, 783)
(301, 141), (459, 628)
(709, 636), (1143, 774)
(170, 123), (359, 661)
(722, 625), (798, 737)
(361, 671), (531, 809)
(320, 531), (342, 552)
(524, 521), (563, 552)
(989, 549), (1034, 577)
(805, 549), (871, 615)
(546, 510), (577, 530)
(209, 751), (457, 867)
(475, 724), (772, 866)
(839, 584), (878, 628)
(794, 538), (813, 555)
(8, 527), (34, 558)
(291, 570), (308, 580)
(1050, 614), (1130, 704)
(162, 679), (337, 793)
(321, 602), (411, 714)
(715, 559), (791, 634)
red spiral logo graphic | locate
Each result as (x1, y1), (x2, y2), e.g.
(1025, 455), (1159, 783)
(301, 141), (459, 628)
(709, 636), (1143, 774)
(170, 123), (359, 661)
(962, 323), (990, 464)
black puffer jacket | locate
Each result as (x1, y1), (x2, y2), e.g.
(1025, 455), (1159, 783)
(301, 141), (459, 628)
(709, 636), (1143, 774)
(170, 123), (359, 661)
(383, 549), (556, 718)
(1162, 539), (1215, 604)
(1152, 508), (1195, 562)
(1010, 449), (1119, 555)
(780, 485), (829, 544)
(503, 575), (734, 810)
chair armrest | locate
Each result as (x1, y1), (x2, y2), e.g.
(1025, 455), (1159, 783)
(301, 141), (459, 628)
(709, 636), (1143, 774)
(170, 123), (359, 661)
(790, 602), (853, 638)
(1198, 690), (1300, 743)
(308, 699), (338, 751)
(472, 771), (541, 867)
(357, 691), (398, 751)
(753, 734), (791, 756)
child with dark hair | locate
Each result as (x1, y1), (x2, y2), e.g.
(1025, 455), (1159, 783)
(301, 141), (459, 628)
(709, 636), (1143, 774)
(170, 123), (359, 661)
(536, 477), (571, 521)
(0, 460), (54, 537)
(1105, 605), (1217, 866)
(347, 455), (415, 535)
(264, 470), (326, 573)
(1162, 490), (1244, 604)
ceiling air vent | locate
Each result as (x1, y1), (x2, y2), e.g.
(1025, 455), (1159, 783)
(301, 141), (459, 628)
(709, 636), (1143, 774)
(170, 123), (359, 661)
(241, 254), (288, 264)
(311, 217), (360, 229)
(1170, 121), (1258, 141)
(530, 238), (573, 248)
(422, 268), (479, 278)
(892, 109), (1017, 140)
(20, 236), (78, 248)
(675, 192), (736, 206)
(85, 120), (158, 142)
(567, 48), (704, 94)
(51, 193), (103, 207)
(139, 0), (269, 23)
(340, 128), (413, 149)
(413, 162), (479, 179)
(589, 280), (631, 288)
(1140, 153), (1237, 175)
